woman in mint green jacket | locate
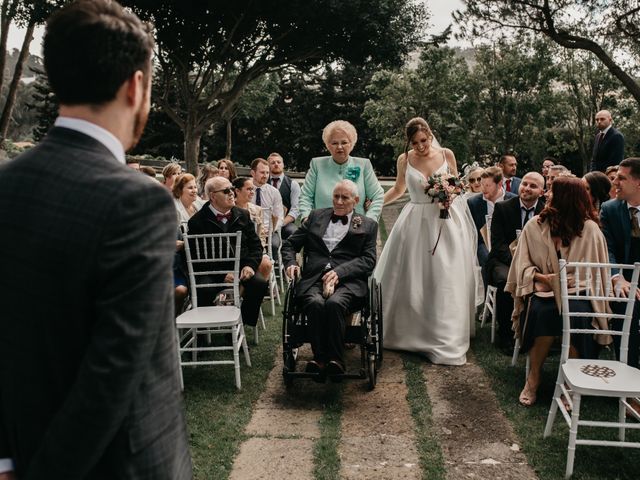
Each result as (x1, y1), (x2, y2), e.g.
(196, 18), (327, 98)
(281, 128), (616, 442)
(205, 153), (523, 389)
(299, 120), (384, 221)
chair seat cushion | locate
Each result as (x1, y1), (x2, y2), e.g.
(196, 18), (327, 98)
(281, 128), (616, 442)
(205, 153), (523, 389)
(563, 359), (640, 396)
(176, 305), (242, 328)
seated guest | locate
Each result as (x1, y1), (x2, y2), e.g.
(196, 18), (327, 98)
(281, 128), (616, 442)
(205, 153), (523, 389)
(197, 163), (219, 203)
(605, 165), (619, 200)
(251, 157), (284, 255)
(162, 162), (182, 191)
(541, 156), (556, 188)
(486, 172), (545, 354)
(268, 152), (301, 240)
(467, 166), (517, 272)
(173, 173), (200, 226)
(140, 165), (157, 178)
(217, 158), (237, 181)
(463, 164), (484, 199)
(283, 180), (377, 379)
(187, 176), (268, 327)
(600, 157), (640, 371)
(499, 154), (521, 193)
(506, 177), (610, 407)
(233, 176), (273, 280)
(545, 164), (570, 197)
(583, 171), (611, 211)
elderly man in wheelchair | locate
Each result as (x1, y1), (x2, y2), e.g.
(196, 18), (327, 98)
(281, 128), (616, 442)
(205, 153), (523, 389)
(282, 180), (379, 383)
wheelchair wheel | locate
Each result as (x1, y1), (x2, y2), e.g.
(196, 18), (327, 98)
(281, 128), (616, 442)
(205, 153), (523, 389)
(282, 278), (297, 387)
(368, 277), (384, 369)
(376, 280), (383, 368)
(367, 352), (377, 390)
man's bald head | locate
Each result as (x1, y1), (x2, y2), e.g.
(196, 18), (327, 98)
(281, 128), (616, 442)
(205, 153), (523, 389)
(595, 110), (613, 131)
(205, 176), (231, 196)
(519, 171), (545, 205)
(522, 172), (544, 189)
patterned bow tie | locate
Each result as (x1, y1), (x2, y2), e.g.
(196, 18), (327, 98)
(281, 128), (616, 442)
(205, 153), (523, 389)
(331, 214), (348, 225)
(216, 212), (232, 222)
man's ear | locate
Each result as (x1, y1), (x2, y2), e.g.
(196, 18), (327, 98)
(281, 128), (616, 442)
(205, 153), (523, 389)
(354, 195), (360, 204)
(125, 70), (145, 107)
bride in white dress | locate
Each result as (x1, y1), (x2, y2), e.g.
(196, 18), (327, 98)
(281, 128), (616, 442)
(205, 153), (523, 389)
(374, 117), (477, 365)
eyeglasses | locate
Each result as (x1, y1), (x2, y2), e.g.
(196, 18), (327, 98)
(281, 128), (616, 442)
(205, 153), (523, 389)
(212, 187), (234, 195)
(468, 177), (481, 183)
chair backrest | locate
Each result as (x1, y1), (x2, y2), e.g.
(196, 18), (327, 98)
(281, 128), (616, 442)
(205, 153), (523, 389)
(261, 206), (274, 257)
(558, 260), (640, 363)
(183, 232), (242, 308)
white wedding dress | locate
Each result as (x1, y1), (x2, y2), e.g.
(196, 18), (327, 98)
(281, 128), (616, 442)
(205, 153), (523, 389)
(374, 155), (477, 365)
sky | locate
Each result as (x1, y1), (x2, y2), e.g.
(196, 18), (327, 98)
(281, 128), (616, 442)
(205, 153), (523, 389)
(7, 0), (465, 56)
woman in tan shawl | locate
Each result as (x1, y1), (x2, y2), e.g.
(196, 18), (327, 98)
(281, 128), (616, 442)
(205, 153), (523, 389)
(506, 177), (610, 406)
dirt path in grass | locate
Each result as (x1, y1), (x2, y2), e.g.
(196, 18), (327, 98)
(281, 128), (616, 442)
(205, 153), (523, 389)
(229, 198), (537, 480)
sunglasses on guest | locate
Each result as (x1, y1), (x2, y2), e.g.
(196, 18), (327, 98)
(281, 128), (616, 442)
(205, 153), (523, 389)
(212, 187), (234, 195)
(468, 177), (481, 183)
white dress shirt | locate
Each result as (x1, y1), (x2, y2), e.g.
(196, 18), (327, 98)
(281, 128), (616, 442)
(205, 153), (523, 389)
(519, 199), (539, 227)
(485, 189), (506, 218)
(55, 116), (125, 164)
(270, 174), (301, 220)
(322, 211), (353, 252)
(254, 182), (284, 229)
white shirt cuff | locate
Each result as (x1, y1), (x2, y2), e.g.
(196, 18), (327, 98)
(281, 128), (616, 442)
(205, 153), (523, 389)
(0, 459), (14, 474)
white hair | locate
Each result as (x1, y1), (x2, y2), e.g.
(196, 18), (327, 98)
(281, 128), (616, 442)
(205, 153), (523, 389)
(334, 179), (359, 198)
(322, 120), (358, 147)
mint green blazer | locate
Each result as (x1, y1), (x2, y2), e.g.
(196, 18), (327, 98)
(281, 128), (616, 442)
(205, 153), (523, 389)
(299, 155), (384, 221)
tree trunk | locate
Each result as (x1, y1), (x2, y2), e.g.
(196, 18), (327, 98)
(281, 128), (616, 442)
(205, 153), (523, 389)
(0, 18), (34, 142)
(0, 0), (18, 95)
(225, 117), (232, 159)
(183, 123), (201, 175)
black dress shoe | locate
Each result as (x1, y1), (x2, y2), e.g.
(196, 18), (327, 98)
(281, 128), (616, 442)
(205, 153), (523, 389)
(326, 360), (345, 382)
(305, 360), (326, 383)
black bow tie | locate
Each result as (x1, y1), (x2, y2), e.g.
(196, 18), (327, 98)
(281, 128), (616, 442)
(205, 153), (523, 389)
(216, 212), (232, 222)
(331, 214), (348, 225)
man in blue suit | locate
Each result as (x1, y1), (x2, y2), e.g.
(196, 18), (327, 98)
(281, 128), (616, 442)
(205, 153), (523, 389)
(600, 157), (640, 371)
(499, 154), (521, 194)
(467, 166), (517, 273)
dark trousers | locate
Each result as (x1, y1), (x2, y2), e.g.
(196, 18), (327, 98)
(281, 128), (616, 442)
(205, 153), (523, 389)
(281, 222), (298, 240)
(198, 273), (269, 327)
(611, 300), (640, 368)
(299, 284), (356, 366)
(487, 260), (514, 347)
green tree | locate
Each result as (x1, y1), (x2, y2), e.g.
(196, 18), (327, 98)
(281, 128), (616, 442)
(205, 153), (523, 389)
(122, 0), (426, 173)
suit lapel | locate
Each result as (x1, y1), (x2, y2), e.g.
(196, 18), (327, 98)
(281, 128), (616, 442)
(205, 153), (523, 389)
(335, 213), (364, 250)
(620, 200), (631, 261)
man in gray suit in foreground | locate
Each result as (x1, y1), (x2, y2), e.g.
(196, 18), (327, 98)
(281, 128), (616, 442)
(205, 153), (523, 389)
(0, 1), (192, 478)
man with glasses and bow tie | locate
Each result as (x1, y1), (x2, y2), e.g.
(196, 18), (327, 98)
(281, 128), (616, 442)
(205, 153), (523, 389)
(187, 176), (268, 327)
(282, 180), (377, 380)
(485, 172), (546, 354)
(268, 152), (300, 240)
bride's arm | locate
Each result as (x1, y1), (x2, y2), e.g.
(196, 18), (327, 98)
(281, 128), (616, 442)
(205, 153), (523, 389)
(383, 153), (408, 205)
(444, 148), (458, 176)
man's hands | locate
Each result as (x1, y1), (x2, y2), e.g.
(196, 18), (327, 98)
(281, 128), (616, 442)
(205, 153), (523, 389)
(286, 265), (300, 280)
(240, 266), (255, 281)
(0, 472), (16, 480)
(322, 270), (339, 298)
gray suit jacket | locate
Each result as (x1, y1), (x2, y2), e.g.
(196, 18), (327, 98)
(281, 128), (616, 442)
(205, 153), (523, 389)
(282, 208), (377, 297)
(0, 127), (192, 479)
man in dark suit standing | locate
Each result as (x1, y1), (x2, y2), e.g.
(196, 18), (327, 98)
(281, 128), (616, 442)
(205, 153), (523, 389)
(591, 110), (624, 172)
(467, 166), (517, 273)
(283, 180), (377, 379)
(601, 158), (640, 370)
(187, 176), (268, 327)
(499, 154), (521, 194)
(268, 152), (300, 240)
(0, 1), (192, 479)
(486, 172), (546, 353)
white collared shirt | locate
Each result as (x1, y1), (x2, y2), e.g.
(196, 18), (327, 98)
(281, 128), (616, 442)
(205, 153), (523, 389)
(322, 211), (353, 252)
(270, 174), (301, 220)
(254, 182), (284, 229)
(520, 199), (539, 226)
(209, 204), (232, 224)
(485, 189), (506, 218)
(54, 117), (125, 164)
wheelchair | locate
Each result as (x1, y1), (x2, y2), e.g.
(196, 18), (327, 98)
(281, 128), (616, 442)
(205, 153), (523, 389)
(282, 274), (383, 390)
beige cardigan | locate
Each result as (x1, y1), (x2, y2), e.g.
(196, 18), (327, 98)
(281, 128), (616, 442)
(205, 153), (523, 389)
(505, 217), (611, 345)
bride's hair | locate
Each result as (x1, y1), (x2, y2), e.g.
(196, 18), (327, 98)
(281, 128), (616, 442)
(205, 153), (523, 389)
(403, 117), (433, 160)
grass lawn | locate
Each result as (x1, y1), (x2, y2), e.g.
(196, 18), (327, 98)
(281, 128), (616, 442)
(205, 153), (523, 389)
(472, 326), (640, 479)
(181, 307), (282, 479)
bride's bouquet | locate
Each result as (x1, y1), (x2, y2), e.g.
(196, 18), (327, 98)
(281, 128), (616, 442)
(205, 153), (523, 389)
(424, 173), (465, 220)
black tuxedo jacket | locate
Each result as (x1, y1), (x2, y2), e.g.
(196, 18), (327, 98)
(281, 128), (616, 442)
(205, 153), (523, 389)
(467, 191), (517, 265)
(0, 127), (192, 479)
(187, 204), (263, 274)
(591, 127), (624, 172)
(488, 195), (546, 267)
(600, 198), (632, 269)
(282, 208), (377, 297)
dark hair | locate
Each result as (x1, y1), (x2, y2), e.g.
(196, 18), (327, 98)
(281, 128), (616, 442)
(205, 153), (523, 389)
(499, 154), (516, 164)
(481, 166), (503, 184)
(217, 158), (237, 180)
(538, 176), (599, 247)
(172, 173), (195, 199)
(232, 177), (252, 190)
(140, 165), (156, 178)
(619, 158), (640, 179)
(250, 158), (269, 170)
(542, 156), (557, 164)
(403, 117), (432, 160)
(43, 0), (154, 105)
(197, 164), (219, 196)
(583, 171), (611, 210)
